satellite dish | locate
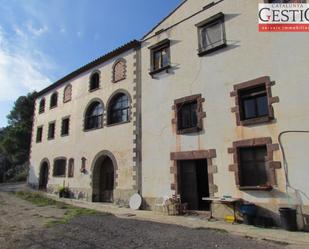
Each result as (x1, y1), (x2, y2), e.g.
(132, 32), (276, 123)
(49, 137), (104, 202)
(129, 193), (142, 210)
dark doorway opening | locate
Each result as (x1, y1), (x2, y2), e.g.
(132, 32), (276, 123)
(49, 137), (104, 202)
(93, 156), (114, 203)
(39, 162), (49, 190)
(178, 159), (210, 210)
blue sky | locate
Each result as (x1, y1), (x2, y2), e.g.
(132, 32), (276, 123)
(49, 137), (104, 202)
(0, 0), (181, 127)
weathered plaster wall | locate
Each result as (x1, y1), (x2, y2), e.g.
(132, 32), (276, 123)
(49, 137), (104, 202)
(29, 48), (139, 204)
(141, 0), (309, 215)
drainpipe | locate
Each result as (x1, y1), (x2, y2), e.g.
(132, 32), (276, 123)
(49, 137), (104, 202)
(278, 130), (309, 229)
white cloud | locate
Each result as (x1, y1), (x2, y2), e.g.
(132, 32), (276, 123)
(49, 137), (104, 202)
(26, 23), (48, 36)
(0, 26), (52, 101)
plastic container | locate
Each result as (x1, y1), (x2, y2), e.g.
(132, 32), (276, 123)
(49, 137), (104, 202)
(225, 215), (235, 223)
(279, 207), (298, 231)
(240, 204), (257, 225)
(240, 203), (257, 216)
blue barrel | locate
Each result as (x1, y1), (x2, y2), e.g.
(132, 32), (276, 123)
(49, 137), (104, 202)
(240, 203), (257, 216)
(240, 204), (257, 225)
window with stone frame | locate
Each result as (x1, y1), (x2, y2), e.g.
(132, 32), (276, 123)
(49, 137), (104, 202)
(112, 59), (126, 83)
(61, 117), (70, 136)
(230, 76), (279, 126)
(196, 12), (226, 56)
(108, 93), (130, 125)
(84, 101), (103, 130)
(238, 146), (268, 187)
(50, 92), (58, 109)
(36, 126), (43, 143)
(149, 39), (170, 75)
(48, 122), (55, 140)
(89, 72), (100, 91)
(239, 85), (268, 120)
(53, 158), (66, 177)
(68, 158), (74, 178)
(228, 137), (282, 190)
(39, 98), (45, 114)
(173, 94), (206, 134)
(63, 84), (72, 103)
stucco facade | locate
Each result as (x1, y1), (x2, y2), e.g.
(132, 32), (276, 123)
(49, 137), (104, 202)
(140, 0), (309, 229)
(29, 42), (141, 205)
(29, 0), (309, 230)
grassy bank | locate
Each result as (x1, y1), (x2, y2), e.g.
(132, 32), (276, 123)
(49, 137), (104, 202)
(14, 191), (102, 226)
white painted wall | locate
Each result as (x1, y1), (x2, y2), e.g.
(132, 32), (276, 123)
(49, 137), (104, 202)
(141, 0), (309, 207)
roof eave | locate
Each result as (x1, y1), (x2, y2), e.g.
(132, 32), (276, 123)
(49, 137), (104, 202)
(36, 40), (141, 98)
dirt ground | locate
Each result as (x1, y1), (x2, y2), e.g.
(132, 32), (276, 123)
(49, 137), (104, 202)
(0, 185), (288, 249)
(0, 190), (66, 247)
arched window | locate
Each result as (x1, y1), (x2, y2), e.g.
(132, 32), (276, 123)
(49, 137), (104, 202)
(68, 158), (74, 177)
(84, 101), (103, 130)
(112, 59), (126, 83)
(63, 84), (72, 103)
(89, 72), (100, 91)
(39, 98), (45, 114)
(108, 93), (130, 125)
(80, 157), (87, 173)
(50, 92), (58, 109)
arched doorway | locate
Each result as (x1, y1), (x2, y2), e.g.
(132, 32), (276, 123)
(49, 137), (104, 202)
(39, 161), (49, 190)
(92, 155), (115, 203)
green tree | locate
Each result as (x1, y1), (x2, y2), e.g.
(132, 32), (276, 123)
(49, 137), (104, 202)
(0, 92), (36, 181)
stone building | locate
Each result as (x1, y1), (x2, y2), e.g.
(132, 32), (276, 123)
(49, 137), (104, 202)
(29, 0), (309, 229)
(28, 41), (141, 205)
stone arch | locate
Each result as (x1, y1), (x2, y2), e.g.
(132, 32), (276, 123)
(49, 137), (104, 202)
(83, 98), (105, 117)
(63, 84), (72, 103)
(50, 91), (58, 109)
(112, 58), (127, 83)
(39, 98), (45, 113)
(91, 150), (118, 203)
(39, 158), (50, 190)
(89, 69), (101, 90)
(106, 89), (132, 125)
(83, 98), (105, 130)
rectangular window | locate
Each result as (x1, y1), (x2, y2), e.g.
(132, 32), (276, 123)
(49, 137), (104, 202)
(174, 95), (205, 134)
(36, 127), (43, 143)
(61, 117), (70, 136)
(48, 122), (55, 140)
(39, 100), (45, 114)
(153, 47), (169, 70)
(197, 13), (226, 56)
(231, 76), (278, 126)
(178, 101), (198, 130)
(149, 39), (170, 75)
(238, 146), (268, 187)
(53, 159), (66, 177)
(68, 159), (74, 178)
(239, 85), (269, 120)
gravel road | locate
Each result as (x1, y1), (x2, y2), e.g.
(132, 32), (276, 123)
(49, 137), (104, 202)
(16, 215), (284, 249)
(0, 184), (285, 249)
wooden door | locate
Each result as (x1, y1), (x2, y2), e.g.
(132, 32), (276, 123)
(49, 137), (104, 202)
(179, 160), (199, 210)
(39, 163), (48, 189)
(99, 158), (114, 202)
